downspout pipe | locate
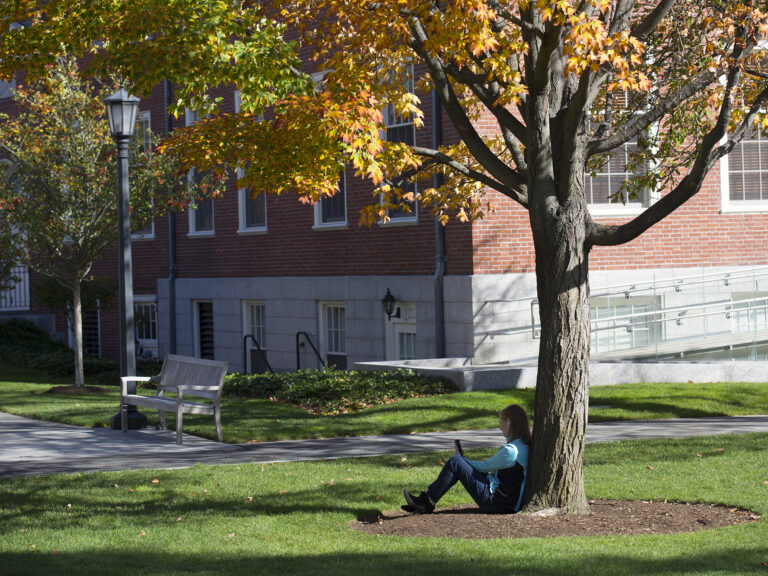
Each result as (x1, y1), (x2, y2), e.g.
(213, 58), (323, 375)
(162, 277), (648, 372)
(432, 89), (447, 358)
(165, 79), (178, 354)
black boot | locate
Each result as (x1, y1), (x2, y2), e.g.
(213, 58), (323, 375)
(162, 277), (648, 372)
(403, 489), (435, 514)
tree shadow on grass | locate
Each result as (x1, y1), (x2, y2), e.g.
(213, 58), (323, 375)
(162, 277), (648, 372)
(1, 544), (767, 576)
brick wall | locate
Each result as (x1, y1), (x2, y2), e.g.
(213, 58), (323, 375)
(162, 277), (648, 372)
(471, 162), (768, 275)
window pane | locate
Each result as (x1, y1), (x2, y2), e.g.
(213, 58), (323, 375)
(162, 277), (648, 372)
(743, 142), (760, 170)
(743, 173), (763, 201)
(245, 191), (266, 228)
(729, 128), (768, 203)
(195, 199), (214, 231)
(398, 331), (417, 360)
(321, 177), (346, 223)
(591, 175), (611, 204)
(325, 305), (346, 354)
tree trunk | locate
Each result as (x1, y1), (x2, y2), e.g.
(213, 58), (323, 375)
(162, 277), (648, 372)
(523, 201), (591, 514)
(73, 282), (85, 388)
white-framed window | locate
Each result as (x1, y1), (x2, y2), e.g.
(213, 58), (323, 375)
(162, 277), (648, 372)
(720, 123), (768, 213)
(242, 300), (269, 373)
(586, 96), (653, 217)
(314, 172), (347, 228)
(383, 66), (417, 223)
(319, 302), (347, 369)
(189, 188), (215, 235)
(193, 300), (215, 359)
(234, 90), (267, 234)
(237, 165), (267, 233)
(134, 295), (158, 358)
(132, 110), (155, 239)
(186, 109), (215, 236)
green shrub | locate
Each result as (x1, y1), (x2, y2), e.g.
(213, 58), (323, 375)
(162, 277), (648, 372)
(223, 369), (457, 415)
(0, 318), (159, 383)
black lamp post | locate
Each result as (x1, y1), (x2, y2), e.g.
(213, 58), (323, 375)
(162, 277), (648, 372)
(382, 289), (401, 320)
(106, 88), (147, 430)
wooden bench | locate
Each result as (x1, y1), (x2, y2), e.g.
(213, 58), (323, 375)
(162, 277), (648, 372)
(120, 354), (228, 444)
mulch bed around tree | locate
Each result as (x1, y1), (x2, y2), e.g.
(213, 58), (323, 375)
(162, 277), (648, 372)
(44, 386), (110, 395)
(352, 500), (760, 540)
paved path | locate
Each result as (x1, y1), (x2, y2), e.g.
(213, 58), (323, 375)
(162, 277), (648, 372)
(2, 411), (768, 479)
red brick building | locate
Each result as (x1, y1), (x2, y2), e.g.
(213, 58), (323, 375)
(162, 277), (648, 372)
(3, 67), (768, 371)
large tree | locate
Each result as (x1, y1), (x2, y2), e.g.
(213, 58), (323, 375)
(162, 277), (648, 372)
(2, 1), (767, 512)
(0, 57), (221, 387)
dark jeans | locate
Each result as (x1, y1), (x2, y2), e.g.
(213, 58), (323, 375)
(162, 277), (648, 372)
(426, 455), (509, 514)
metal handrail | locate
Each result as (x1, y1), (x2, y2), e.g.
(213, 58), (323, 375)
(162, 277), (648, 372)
(481, 265), (768, 307)
(591, 267), (768, 300)
(296, 331), (325, 371)
(592, 302), (768, 334)
(483, 296), (768, 338)
(243, 334), (274, 374)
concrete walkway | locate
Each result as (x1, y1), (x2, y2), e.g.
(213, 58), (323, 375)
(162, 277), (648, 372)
(2, 411), (768, 479)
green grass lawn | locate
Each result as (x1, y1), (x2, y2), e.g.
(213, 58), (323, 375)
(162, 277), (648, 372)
(0, 433), (766, 576)
(1, 365), (767, 443)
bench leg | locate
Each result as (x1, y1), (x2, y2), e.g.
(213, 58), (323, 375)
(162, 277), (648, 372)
(176, 405), (183, 444)
(121, 400), (128, 434)
(158, 410), (167, 430)
(214, 405), (223, 442)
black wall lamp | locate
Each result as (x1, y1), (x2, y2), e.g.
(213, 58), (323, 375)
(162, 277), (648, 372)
(382, 289), (401, 320)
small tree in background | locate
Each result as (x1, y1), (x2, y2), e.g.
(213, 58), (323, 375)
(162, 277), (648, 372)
(0, 57), (223, 388)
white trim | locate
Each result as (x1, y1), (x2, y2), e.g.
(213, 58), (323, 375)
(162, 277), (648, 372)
(237, 167), (267, 233)
(720, 137), (768, 214)
(234, 91), (268, 233)
(314, 172), (347, 229)
(187, 196), (215, 236)
(381, 64), (418, 223)
(131, 110), (156, 239)
(242, 300), (268, 373)
(588, 203), (646, 218)
(134, 296), (158, 358)
(318, 301), (347, 362)
(185, 110), (216, 235)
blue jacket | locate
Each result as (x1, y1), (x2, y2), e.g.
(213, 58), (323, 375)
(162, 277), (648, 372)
(466, 438), (529, 511)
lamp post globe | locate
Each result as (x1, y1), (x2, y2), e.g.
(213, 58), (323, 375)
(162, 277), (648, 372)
(105, 89), (147, 430)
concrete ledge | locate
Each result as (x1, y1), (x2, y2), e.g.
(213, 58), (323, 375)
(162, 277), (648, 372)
(355, 359), (768, 391)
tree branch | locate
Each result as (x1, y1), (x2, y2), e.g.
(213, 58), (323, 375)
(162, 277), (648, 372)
(631, 0), (678, 42)
(411, 145), (528, 207)
(588, 73), (768, 247)
(587, 69), (717, 155)
(405, 15), (527, 195)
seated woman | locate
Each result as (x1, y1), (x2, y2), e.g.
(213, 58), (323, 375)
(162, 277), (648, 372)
(402, 404), (531, 514)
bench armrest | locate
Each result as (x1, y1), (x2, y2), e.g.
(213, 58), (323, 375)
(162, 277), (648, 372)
(121, 375), (153, 396)
(177, 384), (219, 402)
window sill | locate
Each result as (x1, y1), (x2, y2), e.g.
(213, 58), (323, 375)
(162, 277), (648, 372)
(187, 231), (215, 238)
(313, 222), (348, 231)
(379, 217), (419, 227)
(131, 234), (156, 241)
(237, 227), (268, 236)
(588, 204), (646, 218)
(720, 203), (768, 214)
